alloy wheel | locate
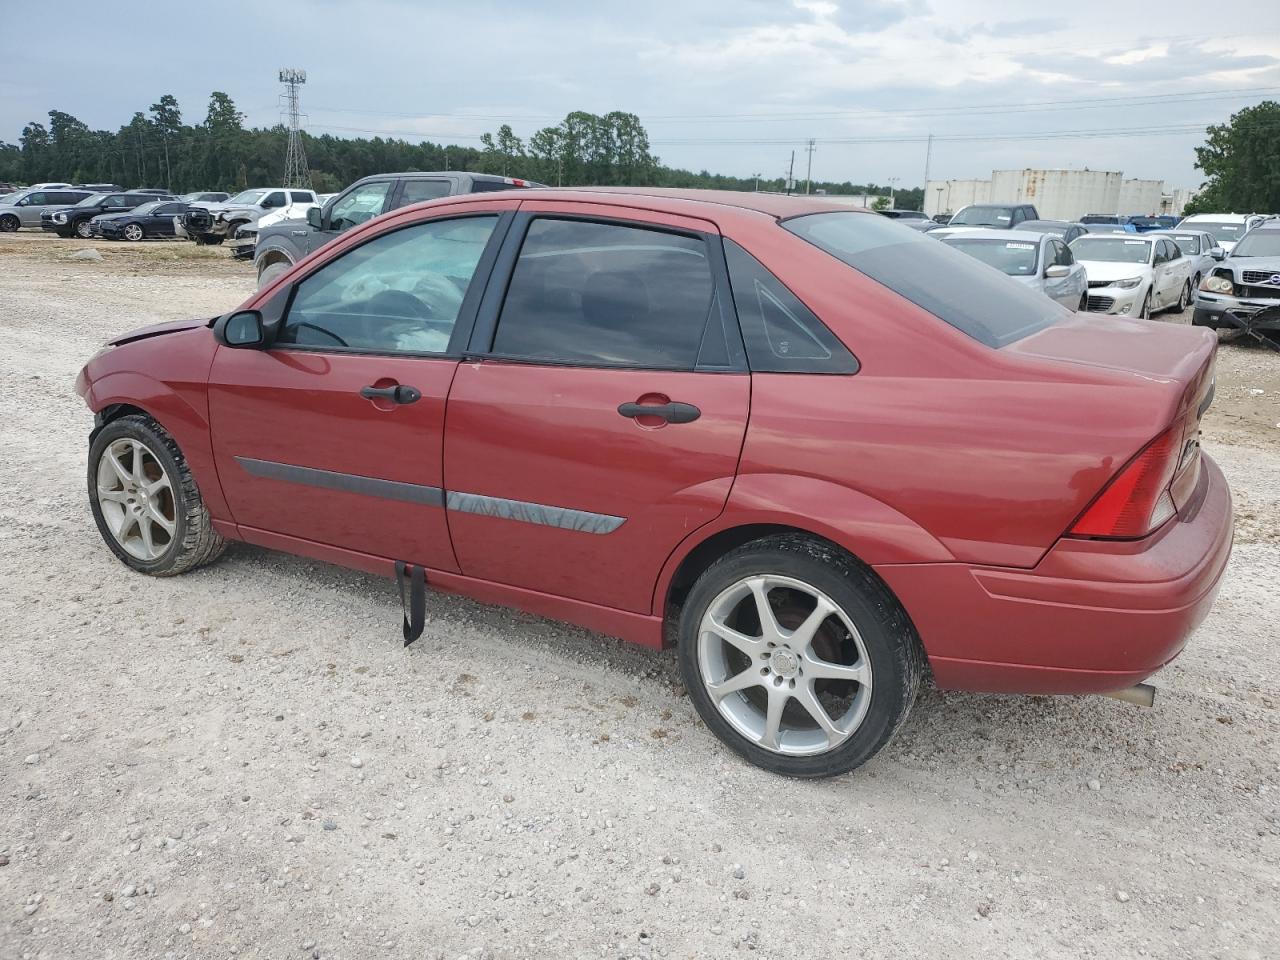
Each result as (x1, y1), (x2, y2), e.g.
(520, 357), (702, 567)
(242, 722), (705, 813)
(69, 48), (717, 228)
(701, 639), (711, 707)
(75, 220), (93, 238)
(0, 214), (18, 232)
(696, 574), (872, 757)
(94, 438), (176, 561)
(123, 224), (144, 241)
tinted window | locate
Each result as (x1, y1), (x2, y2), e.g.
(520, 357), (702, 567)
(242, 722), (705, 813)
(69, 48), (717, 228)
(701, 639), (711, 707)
(1080, 215), (1119, 224)
(492, 218), (714, 368)
(104, 195), (131, 208)
(152, 203), (183, 215)
(23, 193), (48, 205)
(784, 212), (1065, 347)
(724, 239), (856, 373)
(278, 216), (498, 354)
(949, 206), (1017, 227)
(397, 180), (452, 206)
(290, 191), (313, 203)
(1183, 221), (1242, 243)
(262, 191), (287, 208)
(469, 179), (526, 193)
(1051, 239), (1073, 266)
(329, 181), (392, 229)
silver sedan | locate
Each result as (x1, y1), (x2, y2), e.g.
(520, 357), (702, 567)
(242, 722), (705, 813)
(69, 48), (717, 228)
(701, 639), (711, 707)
(934, 228), (1089, 310)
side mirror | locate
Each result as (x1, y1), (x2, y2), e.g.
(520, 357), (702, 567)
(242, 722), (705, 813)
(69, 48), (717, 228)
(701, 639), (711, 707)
(306, 206), (323, 230)
(1044, 264), (1071, 279)
(1211, 247), (1225, 260)
(215, 309), (267, 349)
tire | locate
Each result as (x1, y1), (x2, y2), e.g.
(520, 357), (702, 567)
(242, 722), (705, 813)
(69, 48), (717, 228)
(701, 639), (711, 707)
(1172, 281), (1189, 313)
(88, 414), (226, 576)
(1138, 291), (1151, 320)
(0, 213), (19, 232)
(122, 223), (144, 242)
(257, 259), (292, 289)
(75, 219), (93, 239)
(196, 234), (223, 246)
(678, 534), (924, 778)
(1078, 292), (1088, 312)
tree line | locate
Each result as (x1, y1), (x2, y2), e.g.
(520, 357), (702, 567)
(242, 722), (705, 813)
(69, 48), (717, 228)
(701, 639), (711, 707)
(1182, 100), (1280, 216)
(0, 91), (923, 209)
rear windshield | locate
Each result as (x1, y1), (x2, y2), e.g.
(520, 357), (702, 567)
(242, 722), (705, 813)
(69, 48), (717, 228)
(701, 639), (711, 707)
(1183, 221), (1244, 242)
(1079, 215), (1119, 224)
(942, 237), (1039, 276)
(949, 206), (1016, 227)
(1070, 236), (1151, 263)
(1165, 234), (1202, 255)
(783, 212), (1065, 347)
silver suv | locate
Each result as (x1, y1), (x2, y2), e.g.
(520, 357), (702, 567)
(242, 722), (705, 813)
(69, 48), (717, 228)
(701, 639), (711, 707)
(1194, 224), (1280, 336)
(0, 188), (97, 231)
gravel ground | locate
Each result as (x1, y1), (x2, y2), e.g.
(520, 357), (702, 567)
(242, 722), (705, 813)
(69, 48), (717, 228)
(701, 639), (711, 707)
(1, 232), (1278, 960)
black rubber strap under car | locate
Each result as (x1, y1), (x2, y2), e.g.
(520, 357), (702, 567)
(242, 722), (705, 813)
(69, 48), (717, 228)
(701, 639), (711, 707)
(395, 560), (427, 647)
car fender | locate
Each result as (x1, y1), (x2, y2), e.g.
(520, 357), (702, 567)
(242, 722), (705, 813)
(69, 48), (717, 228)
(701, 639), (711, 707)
(252, 234), (299, 271)
(78, 367), (231, 522)
(651, 471), (954, 616)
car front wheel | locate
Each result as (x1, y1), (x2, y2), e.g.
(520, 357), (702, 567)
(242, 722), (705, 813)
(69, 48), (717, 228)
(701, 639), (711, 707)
(257, 259), (292, 289)
(0, 213), (19, 232)
(1138, 291), (1152, 319)
(75, 220), (93, 239)
(122, 223), (144, 241)
(88, 414), (226, 576)
(678, 534), (923, 778)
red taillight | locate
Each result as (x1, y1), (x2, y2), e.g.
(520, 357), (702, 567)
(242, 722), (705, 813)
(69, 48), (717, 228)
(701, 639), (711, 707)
(1069, 426), (1181, 539)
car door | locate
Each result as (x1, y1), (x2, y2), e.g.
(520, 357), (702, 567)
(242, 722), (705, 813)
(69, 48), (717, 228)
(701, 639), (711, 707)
(207, 207), (513, 571)
(442, 204), (750, 614)
(1042, 239), (1081, 308)
(17, 191), (47, 226)
(150, 202), (184, 236)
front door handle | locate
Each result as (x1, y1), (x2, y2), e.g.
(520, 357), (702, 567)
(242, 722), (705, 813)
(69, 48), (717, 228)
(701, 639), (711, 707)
(360, 384), (421, 404)
(617, 400), (701, 424)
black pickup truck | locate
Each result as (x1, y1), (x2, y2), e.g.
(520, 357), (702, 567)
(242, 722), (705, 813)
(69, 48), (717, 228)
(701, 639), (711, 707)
(251, 172), (539, 287)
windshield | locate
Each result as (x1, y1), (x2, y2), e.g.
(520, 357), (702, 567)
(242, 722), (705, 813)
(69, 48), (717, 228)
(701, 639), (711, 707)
(75, 193), (109, 207)
(228, 190), (268, 204)
(784, 212), (1064, 347)
(1231, 231), (1280, 258)
(1164, 234), (1202, 255)
(949, 206), (1016, 227)
(1070, 237), (1151, 264)
(1184, 221), (1244, 243)
(942, 237), (1040, 276)
(129, 202), (163, 215)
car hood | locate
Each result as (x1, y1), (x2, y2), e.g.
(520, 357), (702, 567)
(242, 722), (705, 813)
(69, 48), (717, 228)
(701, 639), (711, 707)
(107, 317), (210, 346)
(1226, 255), (1280, 276)
(1074, 260), (1151, 284)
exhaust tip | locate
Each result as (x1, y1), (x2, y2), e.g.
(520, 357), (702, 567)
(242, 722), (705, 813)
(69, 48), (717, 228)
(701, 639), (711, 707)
(1100, 683), (1156, 708)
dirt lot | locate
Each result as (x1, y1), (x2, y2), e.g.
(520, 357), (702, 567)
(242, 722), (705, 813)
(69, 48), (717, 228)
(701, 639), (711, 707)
(1, 231), (1278, 960)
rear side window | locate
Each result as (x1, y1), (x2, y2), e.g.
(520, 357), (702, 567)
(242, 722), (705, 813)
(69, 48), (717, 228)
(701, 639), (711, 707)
(784, 212), (1067, 348)
(492, 218), (714, 369)
(290, 191), (312, 203)
(397, 180), (452, 206)
(470, 179), (525, 193)
(723, 239), (856, 373)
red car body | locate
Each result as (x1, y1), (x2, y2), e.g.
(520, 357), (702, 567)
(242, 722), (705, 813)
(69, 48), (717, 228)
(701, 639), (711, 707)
(76, 189), (1233, 698)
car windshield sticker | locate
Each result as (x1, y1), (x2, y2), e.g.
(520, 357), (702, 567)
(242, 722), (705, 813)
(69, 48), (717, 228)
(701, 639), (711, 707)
(1124, 240), (1145, 245)
(997, 215), (1011, 221)
(1006, 242), (1035, 249)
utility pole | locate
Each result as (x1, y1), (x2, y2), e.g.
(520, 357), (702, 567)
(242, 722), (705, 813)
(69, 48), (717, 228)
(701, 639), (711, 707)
(888, 176), (900, 208)
(804, 138), (816, 195)
(786, 151), (795, 195)
(752, 172), (761, 192)
(279, 67), (312, 189)
(922, 132), (933, 188)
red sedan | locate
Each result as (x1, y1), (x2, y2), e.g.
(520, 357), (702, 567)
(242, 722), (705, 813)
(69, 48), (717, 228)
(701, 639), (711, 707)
(76, 189), (1233, 778)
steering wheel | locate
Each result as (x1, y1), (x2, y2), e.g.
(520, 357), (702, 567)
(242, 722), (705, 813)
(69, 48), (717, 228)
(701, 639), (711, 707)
(359, 289), (455, 344)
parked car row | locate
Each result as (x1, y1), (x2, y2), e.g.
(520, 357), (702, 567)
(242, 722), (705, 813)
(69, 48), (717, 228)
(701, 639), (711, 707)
(0, 186), (231, 237)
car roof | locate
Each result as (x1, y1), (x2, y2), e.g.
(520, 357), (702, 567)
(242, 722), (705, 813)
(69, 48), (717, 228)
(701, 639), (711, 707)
(1180, 213), (1253, 222)
(1019, 219), (1073, 228)
(432, 186), (874, 221)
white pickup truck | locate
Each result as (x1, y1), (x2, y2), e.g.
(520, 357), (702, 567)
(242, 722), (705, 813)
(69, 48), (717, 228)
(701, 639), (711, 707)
(175, 187), (319, 245)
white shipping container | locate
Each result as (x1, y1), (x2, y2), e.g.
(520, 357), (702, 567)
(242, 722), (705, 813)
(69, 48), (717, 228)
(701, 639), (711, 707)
(1118, 179), (1164, 216)
(924, 179), (990, 216)
(989, 169), (1123, 221)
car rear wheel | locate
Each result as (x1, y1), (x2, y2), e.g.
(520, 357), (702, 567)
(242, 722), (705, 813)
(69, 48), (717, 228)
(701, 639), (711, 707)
(1172, 281), (1189, 313)
(257, 259), (292, 289)
(122, 223), (144, 242)
(678, 534), (923, 778)
(0, 213), (18, 232)
(88, 414), (226, 576)
(75, 220), (93, 239)
(1139, 291), (1152, 320)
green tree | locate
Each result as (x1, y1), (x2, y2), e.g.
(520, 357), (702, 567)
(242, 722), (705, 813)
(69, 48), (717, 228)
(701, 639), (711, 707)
(150, 94), (182, 190)
(1184, 100), (1280, 215)
(871, 195), (891, 211)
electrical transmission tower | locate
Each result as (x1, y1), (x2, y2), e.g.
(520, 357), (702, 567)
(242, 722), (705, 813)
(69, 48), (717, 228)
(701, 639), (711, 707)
(279, 68), (312, 188)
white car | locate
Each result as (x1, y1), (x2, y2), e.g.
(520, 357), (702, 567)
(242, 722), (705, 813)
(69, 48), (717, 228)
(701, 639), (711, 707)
(1069, 234), (1194, 319)
(1175, 213), (1270, 254)
(1148, 230), (1224, 294)
(938, 228), (1088, 310)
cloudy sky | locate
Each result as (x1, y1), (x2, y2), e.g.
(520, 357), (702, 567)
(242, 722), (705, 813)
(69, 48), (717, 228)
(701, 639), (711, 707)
(3, 0), (1278, 189)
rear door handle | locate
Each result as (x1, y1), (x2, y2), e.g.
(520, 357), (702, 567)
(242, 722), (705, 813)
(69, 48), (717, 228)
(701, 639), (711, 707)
(617, 401), (701, 424)
(360, 384), (421, 404)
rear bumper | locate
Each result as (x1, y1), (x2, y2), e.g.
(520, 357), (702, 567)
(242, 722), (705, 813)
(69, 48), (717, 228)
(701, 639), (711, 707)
(876, 454), (1233, 695)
